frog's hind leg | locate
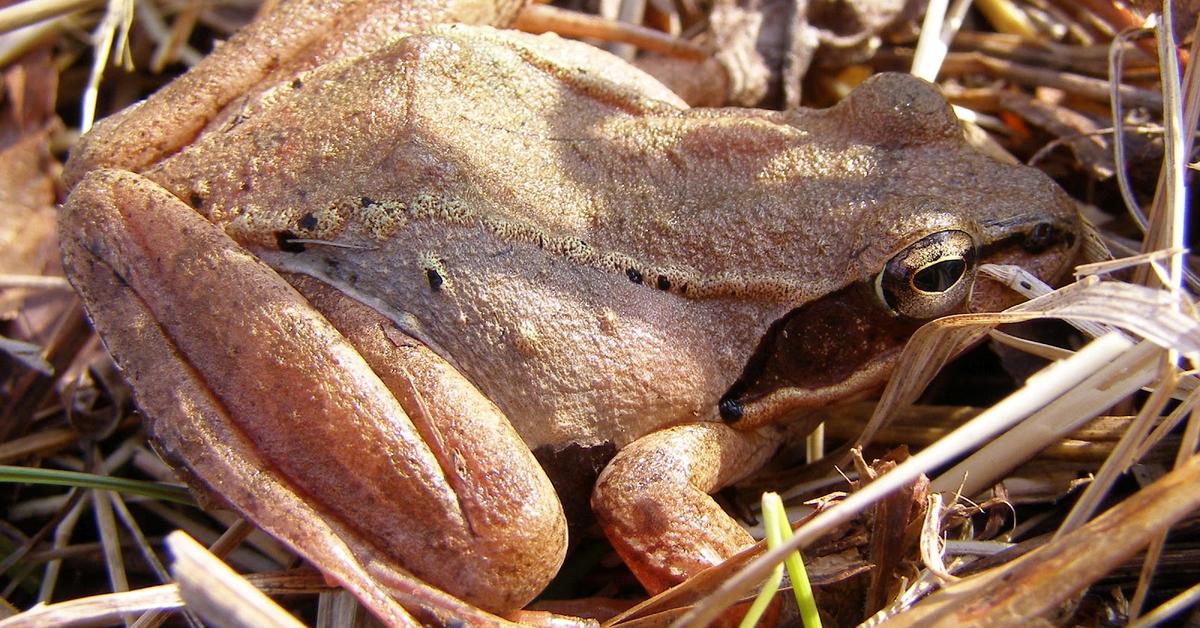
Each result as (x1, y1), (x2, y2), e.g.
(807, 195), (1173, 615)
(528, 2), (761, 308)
(285, 274), (572, 612)
(60, 168), (566, 622)
(591, 422), (784, 594)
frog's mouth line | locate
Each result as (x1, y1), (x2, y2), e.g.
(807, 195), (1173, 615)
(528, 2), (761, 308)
(718, 281), (923, 428)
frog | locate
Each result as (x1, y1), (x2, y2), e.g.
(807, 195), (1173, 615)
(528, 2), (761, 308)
(57, 0), (1080, 623)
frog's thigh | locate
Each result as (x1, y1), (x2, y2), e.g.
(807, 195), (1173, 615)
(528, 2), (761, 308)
(286, 274), (571, 606)
(592, 422), (781, 594)
(60, 169), (565, 616)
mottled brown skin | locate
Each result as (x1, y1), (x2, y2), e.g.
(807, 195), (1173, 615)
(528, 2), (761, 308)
(58, 0), (1079, 622)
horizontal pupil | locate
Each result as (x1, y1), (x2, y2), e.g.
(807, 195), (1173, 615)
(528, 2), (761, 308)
(913, 258), (965, 292)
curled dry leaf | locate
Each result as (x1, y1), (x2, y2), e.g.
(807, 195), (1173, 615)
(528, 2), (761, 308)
(0, 47), (61, 323)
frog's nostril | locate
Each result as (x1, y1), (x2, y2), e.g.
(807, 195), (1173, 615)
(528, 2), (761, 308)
(1021, 222), (1063, 253)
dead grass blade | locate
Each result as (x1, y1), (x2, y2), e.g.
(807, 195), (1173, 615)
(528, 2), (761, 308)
(0, 569), (346, 628)
(1130, 580), (1200, 627)
(513, 3), (706, 60)
(0, 276), (71, 291)
(34, 491), (89, 604)
(0, 0), (99, 34)
(875, 450), (1200, 627)
(166, 531), (312, 628)
(1142, 6), (1187, 288)
(92, 485), (130, 624)
(929, 338), (1163, 497)
(80, 0), (133, 132)
(0, 584), (184, 628)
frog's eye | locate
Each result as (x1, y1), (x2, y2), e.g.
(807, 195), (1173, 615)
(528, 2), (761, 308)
(875, 230), (977, 319)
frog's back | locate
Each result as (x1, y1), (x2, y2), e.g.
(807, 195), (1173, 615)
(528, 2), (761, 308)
(145, 25), (689, 250)
(145, 25), (866, 307)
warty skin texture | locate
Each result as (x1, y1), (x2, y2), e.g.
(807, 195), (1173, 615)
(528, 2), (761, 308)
(59, 11), (1079, 622)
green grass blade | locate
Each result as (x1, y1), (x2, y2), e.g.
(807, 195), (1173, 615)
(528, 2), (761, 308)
(0, 465), (194, 505)
(738, 492), (786, 628)
(772, 493), (821, 628)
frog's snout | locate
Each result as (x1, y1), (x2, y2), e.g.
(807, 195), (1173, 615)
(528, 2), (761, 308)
(971, 217), (1081, 312)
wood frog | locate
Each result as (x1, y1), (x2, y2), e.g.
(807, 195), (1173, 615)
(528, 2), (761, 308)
(58, 0), (1079, 622)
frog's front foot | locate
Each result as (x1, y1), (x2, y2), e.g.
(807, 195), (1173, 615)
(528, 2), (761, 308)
(592, 422), (782, 593)
(59, 168), (567, 618)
